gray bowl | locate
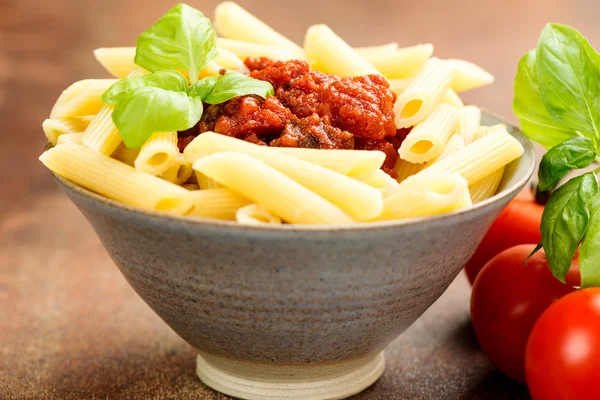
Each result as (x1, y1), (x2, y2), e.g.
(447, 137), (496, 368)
(50, 111), (535, 399)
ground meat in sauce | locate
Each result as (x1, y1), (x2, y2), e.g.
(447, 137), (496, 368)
(180, 58), (405, 175)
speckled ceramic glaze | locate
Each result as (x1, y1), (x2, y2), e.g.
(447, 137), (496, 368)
(51, 112), (534, 399)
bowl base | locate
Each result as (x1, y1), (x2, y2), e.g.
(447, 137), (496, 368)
(196, 351), (385, 400)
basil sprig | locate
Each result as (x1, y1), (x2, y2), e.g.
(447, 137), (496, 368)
(103, 3), (274, 149)
(515, 23), (600, 287)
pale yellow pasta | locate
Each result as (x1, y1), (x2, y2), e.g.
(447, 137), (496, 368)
(216, 38), (297, 61)
(456, 105), (481, 144)
(43, 117), (90, 145)
(182, 183), (200, 191)
(388, 78), (412, 95)
(195, 172), (224, 190)
(82, 68), (146, 155)
(361, 44), (433, 79)
(93, 47), (137, 78)
(424, 134), (466, 167)
(304, 24), (380, 77)
(214, 2), (304, 58)
(56, 132), (83, 145)
(357, 169), (399, 189)
(393, 159), (425, 184)
(112, 143), (140, 166)
(354, 43), (399, 58)
(159, 155), (193, 185)
(394, 58), (454, 128)
(188, 134), (382, 220)
(421, 129), (524, 185)
(399, 104), (459, 163)
(193, 152), (355, 224)
(186, 188), (251, 220)
(449, 59), (495, 92)
(236, 204), (282, 225)
(469, 167), (505, 203)
(39, 144), (193, 214)
(50, 79), (118, 119)
(472, 123), (507, 142)
(378, 172), (471, 220)
(440, 89), (464, 108)
(76, 115), (97, 126)
(183, 132), (385, 177)
(134, 132), (179, 176)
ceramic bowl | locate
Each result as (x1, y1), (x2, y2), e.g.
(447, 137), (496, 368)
(50, 111), (535, 400)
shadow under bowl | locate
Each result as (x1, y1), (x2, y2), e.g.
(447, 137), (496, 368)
(51, 111), (535, 399)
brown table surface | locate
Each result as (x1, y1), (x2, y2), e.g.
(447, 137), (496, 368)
(2, 0), (599, 398)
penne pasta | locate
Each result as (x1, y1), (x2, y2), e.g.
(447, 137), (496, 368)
(418, 129), (524, 185)
(354, 43), (399, 58)
(378, 172), (472, 220)
(393, 158), (425, 184)
(361, 44), (434, 79)
(50, 79), (118, 119)
(112, 143), (140, 166)
(304, 24), (380, 77)
(134, 132), (180, 176)
(39, 144), (193, 214)
(236, 203), (282, 225)
(440, 89), (464, 108)
(456, 105), (481, 144)
(196, 172), (224, 190)
(469, 167), (505, 203)
(186, 188), (251, 220)
(188, 134), (382, 220)
(394, 58), (454, 128)
(182, 183), (200, 191)
(43, 117), (90, 145)
(56, 132), (83, 145)
(388, 78), (412, 95)
(449, 59), (495, 92)
(472, 123), (507, 143)
(183, 132), (386, 177)
(214, 2), (304, 59)
(425, 134), (466, 167)
(356, 169), (399, 189)
(193, 152), (355, 224)
(399, 104), (459, 163)
(216, 38), (297, 61)
(159, 155), (194, 185)
(82, 68), (147, 155)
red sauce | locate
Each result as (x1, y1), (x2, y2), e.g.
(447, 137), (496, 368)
(180, 58), (405, 176)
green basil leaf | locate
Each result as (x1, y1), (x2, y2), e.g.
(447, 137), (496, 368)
(188, 75), (218, 99)
(203, 72), (274, 104)
(541, 172), (598, 282)
(101, 71), (188, 104)
(536, 23), (600, 140)
(579, 194), (600, 287)
(538, 137), (596, 192)
(134, 3), (217, 84)
(513, 50), (574, 149)
(112, 86), (203, 148)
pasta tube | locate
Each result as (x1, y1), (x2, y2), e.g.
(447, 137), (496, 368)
(195, 172), (224, 190)
(457, 106), (481, 144)
(394, 58), (454, 128)
(424, 134), (466, 167)
(56, 132), (83, 145)
(186, 188), (251, 220)
(193, 152), (355, 224)
(182, 183), (200, 191)
(112, 143), (140, 166)
(449, 59), (495, 92)
(304, 24), (380, 77)
(393, 159), (425, 184)
(43, 117), (90, 145)
(378, 172), (472, 220)
(472, 123), (507, 142)
(159, 155), (194, 185)
(469, 167), (505, 203)
(214, 2), (304, 59)
(388, 78), (412, 95)
(216, 38), (297, 61)
(440, 89), (464, 108)
(354, 43), (399, 58)
(399, 104), (459, 163)
(134, 132), (179, 176)
(361, 44), (433, 79)
(356, 169), (399, 189)
(39, 144), (193, 214)
(50, 79), (118, 119)
(183, 132), (385, 177)
(236, 204), (282, 225)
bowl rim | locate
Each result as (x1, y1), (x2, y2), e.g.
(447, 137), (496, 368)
(50, 109), (536, 233)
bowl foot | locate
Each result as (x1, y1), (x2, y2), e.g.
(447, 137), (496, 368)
(196, 351), (385, 400)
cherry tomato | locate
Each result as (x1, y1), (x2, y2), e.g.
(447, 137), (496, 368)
(470, 245), (577, 383)
(526, 288), (600, 400)
(466, 189), (544, 284)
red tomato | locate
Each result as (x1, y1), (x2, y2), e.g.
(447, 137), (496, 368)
(526, 288), (600, 400)
(470, 245), (577, 383)
(466, 189), (544, 284)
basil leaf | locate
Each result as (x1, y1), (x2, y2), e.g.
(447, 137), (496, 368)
(541, 172), (598, 282)
(538, 137), (596, 192)
(102, 71), (188, 104)
(134, 4), (217, 84)
(579, 194), (600, 287)
(188, 75), (218, 99)
(203, 72), (274, 104)
(536, 23), (600, 140)
(112, 86), (203, 148)
(513, 50), (574, 149)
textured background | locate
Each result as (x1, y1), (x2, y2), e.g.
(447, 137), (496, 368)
(2, 0), (599, 398)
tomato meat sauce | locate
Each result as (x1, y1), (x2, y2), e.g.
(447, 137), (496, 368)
(179, 57), (407, 176)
